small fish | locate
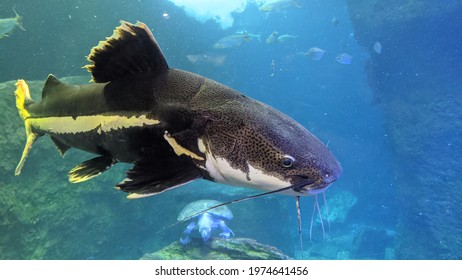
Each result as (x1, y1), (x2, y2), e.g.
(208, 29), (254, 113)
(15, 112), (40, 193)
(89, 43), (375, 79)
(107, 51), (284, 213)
(266, 31), (278, 44)
(277, 34), (298, 43)
(259, 0), (302, 12)
(186, 54), (227, 66)
(270, 59), (276, 76)
(305, 47), (326, 61)
(336, 53), (353, 64)
(235, 30), (261, 41)
(213, 33), (255, 49)
(0, 8), (25, 38)
(331, 17), (340, 27)
(373, 41), (382, 54)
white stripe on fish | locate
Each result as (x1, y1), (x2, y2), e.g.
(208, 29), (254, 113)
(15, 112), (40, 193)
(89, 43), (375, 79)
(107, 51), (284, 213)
(29, 114), (160, 135)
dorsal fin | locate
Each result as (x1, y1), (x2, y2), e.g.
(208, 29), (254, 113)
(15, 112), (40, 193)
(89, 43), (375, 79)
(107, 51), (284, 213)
(42, 74), (70, 99)
(85, 20), (169, 83)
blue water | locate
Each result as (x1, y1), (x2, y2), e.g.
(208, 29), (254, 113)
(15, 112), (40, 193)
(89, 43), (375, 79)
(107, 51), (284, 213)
(0, 0), (459, 260)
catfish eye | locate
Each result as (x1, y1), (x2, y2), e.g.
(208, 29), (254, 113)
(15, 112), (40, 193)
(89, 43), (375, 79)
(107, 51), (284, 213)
(281, 155), (295, 168)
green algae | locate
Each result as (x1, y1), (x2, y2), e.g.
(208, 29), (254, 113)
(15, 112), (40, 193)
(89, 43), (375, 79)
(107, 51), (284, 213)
(140, 238), (291, 260)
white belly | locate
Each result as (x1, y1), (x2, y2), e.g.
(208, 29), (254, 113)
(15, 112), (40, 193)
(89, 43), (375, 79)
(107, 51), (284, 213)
(198, 138), (304, 196)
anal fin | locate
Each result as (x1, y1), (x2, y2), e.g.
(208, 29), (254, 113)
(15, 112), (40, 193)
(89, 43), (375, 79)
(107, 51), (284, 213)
(117, 154), (202, 199)
(69, 155), (115, 183)
(50, 136), (71, 156)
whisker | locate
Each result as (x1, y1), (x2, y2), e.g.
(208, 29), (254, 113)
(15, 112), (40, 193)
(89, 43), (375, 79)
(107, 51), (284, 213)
(322, 192), (331, 232)
(295, 196), (304, 257)
(315, 194), (326, 240)
(156, 179), (315, 235)
(310, 195), (317, 241)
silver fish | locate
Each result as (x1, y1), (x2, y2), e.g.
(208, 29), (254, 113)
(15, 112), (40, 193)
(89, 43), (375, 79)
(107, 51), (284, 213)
(277, 34), (298, 43)
(0, 8), (25, 38)
(235, 30), (261, 41)
(336, 53), (353, 64)
(213, 33), (256, 49)
(266, 31), (278, 44)
(186, 54), (227, 66)
(373, 41), (382, 54)
(331, 17), (340, 27)
(306, 47), (326, 61)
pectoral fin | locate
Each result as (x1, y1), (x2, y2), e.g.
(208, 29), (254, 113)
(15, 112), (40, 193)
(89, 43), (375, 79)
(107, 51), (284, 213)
(116, 153), (202, 199)
(163, 131), (204, 161)
(68, 155), (115, 183)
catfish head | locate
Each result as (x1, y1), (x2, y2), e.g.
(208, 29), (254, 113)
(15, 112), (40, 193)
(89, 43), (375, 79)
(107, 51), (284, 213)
(193, 81), (342, 197)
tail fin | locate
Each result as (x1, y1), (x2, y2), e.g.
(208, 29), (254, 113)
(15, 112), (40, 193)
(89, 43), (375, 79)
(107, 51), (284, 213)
(255, 33), (262, 43)
(15, 80), (39, 175)
(13, 8), (26, 31)
(15, 79), (33, 120)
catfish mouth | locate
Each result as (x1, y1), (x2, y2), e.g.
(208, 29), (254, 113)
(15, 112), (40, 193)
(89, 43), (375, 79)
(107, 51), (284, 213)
(290, 175), (337, 195)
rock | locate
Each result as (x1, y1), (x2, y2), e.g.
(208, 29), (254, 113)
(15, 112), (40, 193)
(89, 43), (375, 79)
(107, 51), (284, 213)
(352, 227), (395, 259)
(292, 223), (396, 260)
(317, 190), (357, 224)
(140, 238), (292, 260)
(347, 0), (462, 259)
(347, 0), (461, 46)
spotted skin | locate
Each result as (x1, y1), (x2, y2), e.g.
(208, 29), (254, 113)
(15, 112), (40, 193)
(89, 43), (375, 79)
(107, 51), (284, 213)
(189, 79), (340, 194)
